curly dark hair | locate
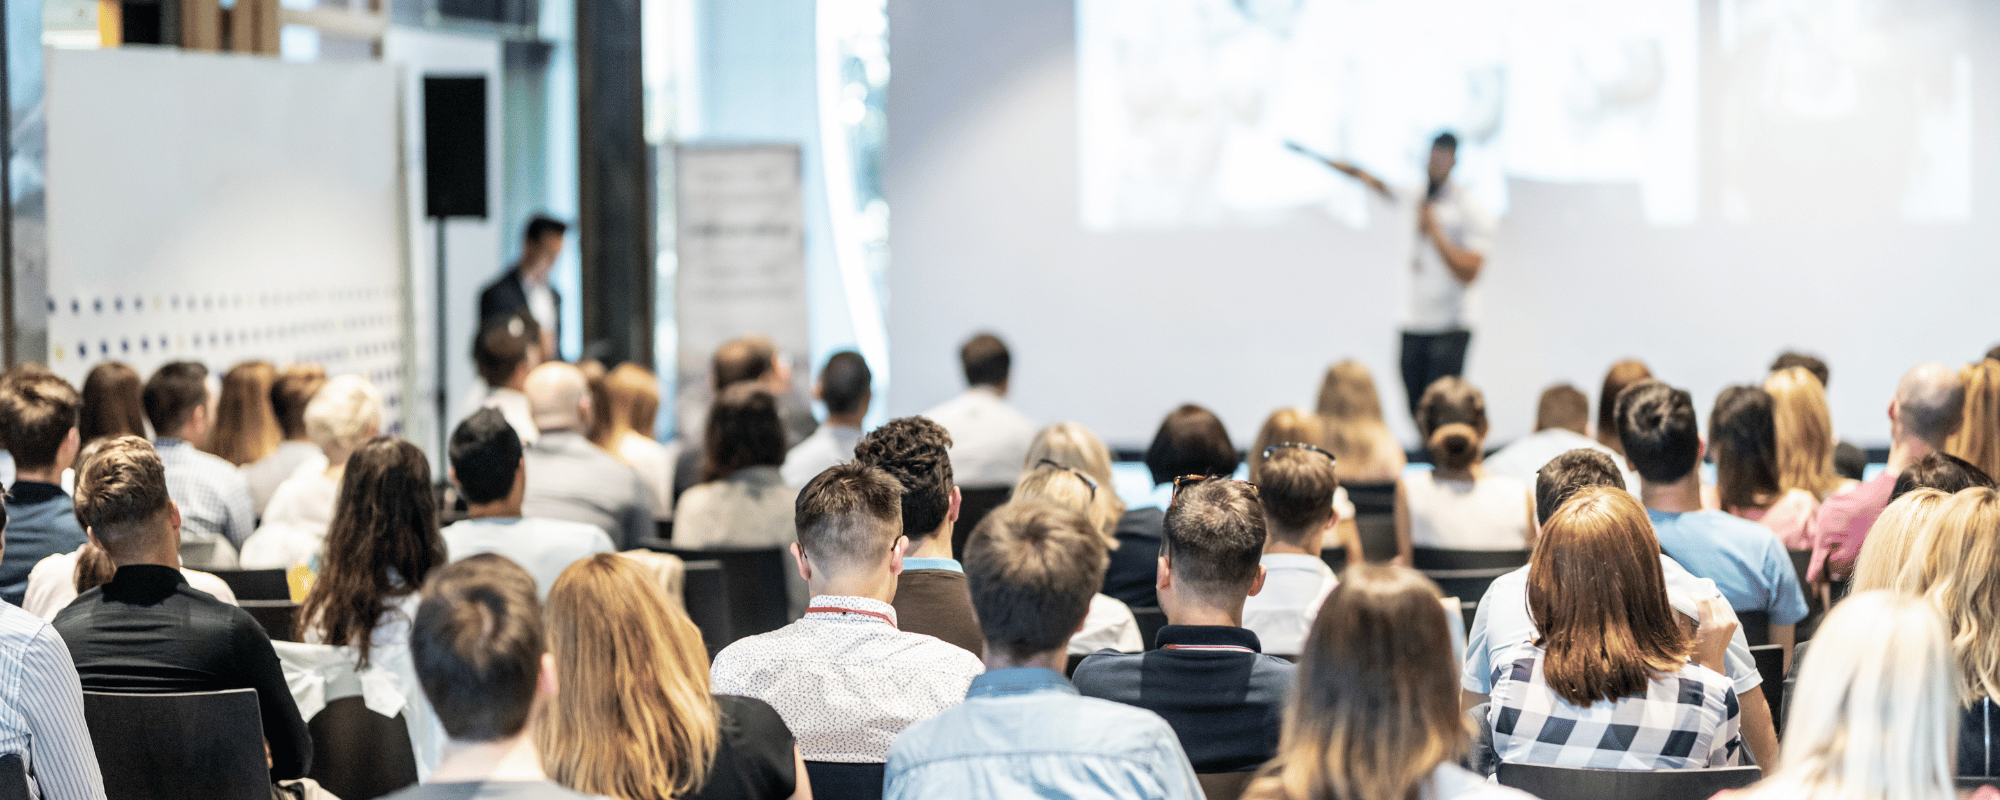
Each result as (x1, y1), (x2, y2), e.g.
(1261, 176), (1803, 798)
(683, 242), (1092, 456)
(299, 437), (446, 669)
(852, 417), (954, 542)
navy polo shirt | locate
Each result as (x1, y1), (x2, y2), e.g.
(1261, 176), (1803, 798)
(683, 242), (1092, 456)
(1069, 625), (1296, 773)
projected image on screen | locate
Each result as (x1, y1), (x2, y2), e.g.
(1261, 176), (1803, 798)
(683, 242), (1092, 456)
(1077, 0), (1968, 230)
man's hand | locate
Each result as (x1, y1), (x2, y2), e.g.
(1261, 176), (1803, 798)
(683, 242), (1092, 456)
(1692, 596), (1738, 675)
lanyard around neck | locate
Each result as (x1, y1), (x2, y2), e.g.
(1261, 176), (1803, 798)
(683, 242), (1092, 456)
(806, 605), (897, 627)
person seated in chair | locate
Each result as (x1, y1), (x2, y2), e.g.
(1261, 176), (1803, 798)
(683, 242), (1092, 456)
(442, 409), (614, 601)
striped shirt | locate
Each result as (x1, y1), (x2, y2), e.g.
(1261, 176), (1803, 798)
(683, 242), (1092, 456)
(154, 438), (256, 552)
(0, 601), (106, 799)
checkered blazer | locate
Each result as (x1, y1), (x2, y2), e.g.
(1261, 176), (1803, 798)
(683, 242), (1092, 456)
(1488, 641), (1741, 770)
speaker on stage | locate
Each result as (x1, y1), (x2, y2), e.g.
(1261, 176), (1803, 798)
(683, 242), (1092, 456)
(422, 76), (488, 220)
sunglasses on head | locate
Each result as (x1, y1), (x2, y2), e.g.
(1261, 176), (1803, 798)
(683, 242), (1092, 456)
(1171, 473), (1259, 500)
(1037, 459), (1098, 500)
(1262, 441), (1336, 465)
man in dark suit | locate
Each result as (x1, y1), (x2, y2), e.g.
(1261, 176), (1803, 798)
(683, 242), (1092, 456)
(480, 215), (567, 362)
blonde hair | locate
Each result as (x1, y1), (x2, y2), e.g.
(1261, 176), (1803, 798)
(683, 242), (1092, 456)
(1850, 489), (1953, 596)
(1733, 591), (1957, 800)
(304, 375), (383, 457)
(1317, 361), (1404, 480)
(1013, 466), (1120, 551)
(602, 363), (661, 440)
(1922, 487), (2000, 704)
(1945, 360), (2000, 480)
(206, 360), (281, 466)
(1021, 422), (1126, 537)
(538, 554), (719, 800)
(1765, 367), (1844, 500)
(1247, 408), (1327, 484)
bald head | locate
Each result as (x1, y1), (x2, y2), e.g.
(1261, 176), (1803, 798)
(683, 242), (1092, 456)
(524, 362), (590, 432)
(1895, 363), (1965, 447)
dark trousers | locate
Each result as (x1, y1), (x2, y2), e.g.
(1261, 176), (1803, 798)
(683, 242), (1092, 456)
(1400, 329), (1472, 418)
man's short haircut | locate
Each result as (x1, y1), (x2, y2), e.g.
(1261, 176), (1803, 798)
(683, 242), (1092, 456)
(1771, 352), (1830, 389)
(72, 435), (172, 557)
(964, 501), (1109, 662)
(1897, 364), (1968, 446)
(712, 336), (777, 389)
(1144, 404), (1238, 486)
(1432, 131), (1458, 151)
(1256, 448), (1337, 545)
(1597, 360), (1652, 443)
(270, 364), (327, 441)
(0, 367), (81, 471)
(1163, 479), (1266, 596)
(411, 554), (544, 742)
(1535, 384), (1590, 435)
(1891, 452), (1996, 504)
(1534, 449), (1625, 526)
(473, 313), (541, 387)
(960, 333), (1011, 388)
(141, 361), (209, 437)
(818, 351), (872, 416)
(793, 462), (904, 569)
(1617, 381), (1701, 484)
(451, 408), (523, 505)
(524, 214), (568, 243)
(851, 417), (954, 542)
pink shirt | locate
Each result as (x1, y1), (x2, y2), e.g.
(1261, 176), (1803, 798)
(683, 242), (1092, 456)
(1734, 489), (1820, 550)
(1803, 471), (1896, 582)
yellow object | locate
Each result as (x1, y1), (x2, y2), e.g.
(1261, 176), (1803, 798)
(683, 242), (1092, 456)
(287, 563), (315, 604)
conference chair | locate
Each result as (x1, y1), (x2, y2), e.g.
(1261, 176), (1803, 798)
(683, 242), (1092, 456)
(1130, 607), (1169, 650)
(1411, 548), (1528, 626)
(242, 600), (300, 642)
(1961, 777), (2000, 792)
(1748, 644), (1787, 736)
(949, 487), (1014, 561)
(680, 559), (731, 655)
(1494, 763), (1762, 800)
(83, 689), (270, 800)
(308, 696), (419, 800)
(1197, 772), (1252, 800)
(655, 546), (790, 647)
(1785, 549), (1823, 641)
(804, 761), (885, 800)
(1344, 482), (1399, 563)
(1318, 547), (1349, 573)
(0, 754), (26, 800)
(1737, 611), (1772, 647)
(209, 568), (290, 601)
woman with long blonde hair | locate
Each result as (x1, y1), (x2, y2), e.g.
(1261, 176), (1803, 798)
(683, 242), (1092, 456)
(540, 553), (807, 800)
(1316, 362), (1405, 484)
(1725, 592), (1970, 800)
(1021, 422), (1127, 537)
(1013, 466), (1145, 654)
(595, 363), (675, 520)
(1919, 488), (2000, 777)
(1765, 367), (1849, 501)
(206, 360), (282, 466)
(1945, 359), (2000, 480)
(1245, 565), (1529, 800)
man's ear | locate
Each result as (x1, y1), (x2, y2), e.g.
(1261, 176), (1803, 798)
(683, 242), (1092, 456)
(791, 542), (812, 582)
(888, 535), (909, 577)
(1156, 553), (1173, 592)
(947, 486), (963, 525)
(166, 499), (183, 533)
(1247, 564), (1268, 598)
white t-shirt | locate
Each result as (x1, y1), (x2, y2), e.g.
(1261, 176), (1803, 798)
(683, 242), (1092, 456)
(1242, 553), (1338, 656)
(440, 516), (616, 601)
(1403, 472), (1532, 551)
(239, 467), (341, 570)
(921, 387), (1038, 488)
(1069, 593), (1145, 655)
(1482, 428), (1641, 497)
(1405, 181), (1496, 333)
(781, 424), (865, 488)
(613, 431), (676, 522)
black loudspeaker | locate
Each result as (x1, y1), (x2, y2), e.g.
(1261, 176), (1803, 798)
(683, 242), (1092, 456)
(422, 76), (488, 219)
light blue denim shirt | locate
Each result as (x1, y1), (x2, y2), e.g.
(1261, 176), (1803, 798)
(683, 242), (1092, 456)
(884, 667), (1202, 800)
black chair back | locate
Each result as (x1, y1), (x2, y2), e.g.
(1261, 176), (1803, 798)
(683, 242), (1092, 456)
(1786, 548), (1823, 642)
(1353, 515), (1398, 563)
(949, 487), (1014, 560)
(1738, 611), (1771, 647)
(241, 600), (300, 643)
(658, 547), (790, 650)
(1318, 547), (1349, 573)
(307, 696), (419, 800)
(1412, 548), (1528, 606)
(804, 761), (885, 800)
(209, 569), (289, 601)
(1496, 763), (1761, 800)
(1130, 607), (1168, 650)
(83, 689), (269, 800)
(0, 754), (26, 800)
(1960, 777), (2000, 792)
(1748, 644), (1786, 735)
(1344, 481), (1397, 515)
(680, 559), (731, 654)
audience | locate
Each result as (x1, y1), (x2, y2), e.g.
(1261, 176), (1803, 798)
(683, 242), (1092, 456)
(710, 463), (982, 764)
(1802, 363), (1963, 582)
(471, 311), (545, 447)
(1464, 449), (1779, 767)
(1245, 409), (1358, 553)
(1244, 566), (1531, 800)
(1946, 359), (2000, 480)
(921, 333), (1037, 491)
(54, 436), (310, 781)
(853, 417), (980, 655)
(78, 361), (147, 445)
(1765, 366), (1851, 502)
(1891, 451), (1994, 502)
(0, 369), (86, 606)
(675, 384), (805, 613)
(241, 363), (326, 517)
(1618, 381), (1808, 662)
(539, 554), (806, 800)
(383, 555), (600, 800)
(884, 502), (1200, 799)
(1708, 385), (1818, 548)
(781, 350), (871, 488)
(1073, 476), (1296, 775)
(1920, 488), (2000, 777)
(1486, 486), (1742, 769)
(1315, 360), (1406, 484)
(1484, 384), (1633, 492)
(239, 374), (382, 569)
(297, 438), (445, 664)
(1113, 404), (1238, 608)
(594, 363), (676, 522)
(1396, 377), (1533, 562)
(677, 337), (817, 500)
(521, 362), (654, 549)
(442, 409), (614, 600)
(1241, 444), (1341, 656)
(143, 360), (254, 568)
(1725, 592), (1973, 800)
(1595, 359), (1652, 456)
(1769, 351), (1868, 481)
(1022, 421), (1129, 557)
(205, 360), (280, 468)
(1010, 465), (1145, 654)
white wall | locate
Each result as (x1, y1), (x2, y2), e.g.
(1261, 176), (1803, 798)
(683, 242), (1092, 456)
(884, 0), (2000, 451)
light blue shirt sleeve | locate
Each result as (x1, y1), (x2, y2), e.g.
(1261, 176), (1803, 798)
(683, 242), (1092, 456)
(1460, 585), (1498, 694)
(20, 625), (107, 800)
